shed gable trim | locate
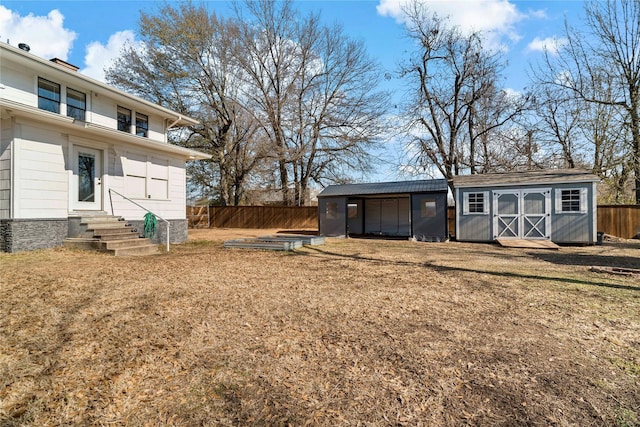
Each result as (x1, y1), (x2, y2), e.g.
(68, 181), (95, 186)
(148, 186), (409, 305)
(452, 169), (599, 188)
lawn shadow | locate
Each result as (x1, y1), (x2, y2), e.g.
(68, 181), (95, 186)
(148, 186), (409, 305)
(301, 245), (640, 292)
(530, 250), (640, 270)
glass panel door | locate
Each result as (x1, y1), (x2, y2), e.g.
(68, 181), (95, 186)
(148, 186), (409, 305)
(78, 152), (95, 202)
(72, 146), (102, 210)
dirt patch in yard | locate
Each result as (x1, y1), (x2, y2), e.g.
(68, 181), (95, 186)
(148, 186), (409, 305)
(1, 231), (639, 426)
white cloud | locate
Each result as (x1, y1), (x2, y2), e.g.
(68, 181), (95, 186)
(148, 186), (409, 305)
(502, 87), (522, 99)
(81, 30), (136, 82)
(0, 6), (76, 60)
(377, 0), (526, 50)
(526, 36), (566, 55)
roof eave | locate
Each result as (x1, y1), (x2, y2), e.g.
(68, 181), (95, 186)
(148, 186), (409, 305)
(1, 98), (211, 160)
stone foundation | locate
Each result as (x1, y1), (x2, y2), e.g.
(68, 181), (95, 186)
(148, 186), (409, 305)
(0, 218), (68, 253)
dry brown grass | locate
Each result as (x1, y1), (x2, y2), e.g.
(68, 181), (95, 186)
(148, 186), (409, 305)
(1, 230), (639, 426)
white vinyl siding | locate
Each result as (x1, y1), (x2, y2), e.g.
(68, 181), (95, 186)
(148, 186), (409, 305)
(123, 153), (170, 200)
(13, 127), (68, 219)
(148, 157), (169, 199)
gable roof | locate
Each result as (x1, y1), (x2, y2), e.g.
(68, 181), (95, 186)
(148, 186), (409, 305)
(452, 169), (600, 188)
(318, 179), (449, 198)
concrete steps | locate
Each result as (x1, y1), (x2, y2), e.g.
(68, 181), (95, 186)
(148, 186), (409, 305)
(64, 214), (158, 256)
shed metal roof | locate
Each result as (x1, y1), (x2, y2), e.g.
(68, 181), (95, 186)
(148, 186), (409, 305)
(318, 179), (448, 198)
(452, 169), (599, 188)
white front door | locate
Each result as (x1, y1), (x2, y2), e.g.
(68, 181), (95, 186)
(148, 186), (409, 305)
(493, 188), (551, 240)
(72, 146), (102, 210)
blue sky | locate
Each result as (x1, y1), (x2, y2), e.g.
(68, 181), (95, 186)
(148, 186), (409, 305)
(1, 0), (584, 90)
(0, 0), (587, 180)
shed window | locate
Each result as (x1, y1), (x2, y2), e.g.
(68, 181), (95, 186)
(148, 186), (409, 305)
(347, 203), (358, 219)
(421, 199), (437, 218)
(555, 188), (587, 214)
(463, 191), (489, 215)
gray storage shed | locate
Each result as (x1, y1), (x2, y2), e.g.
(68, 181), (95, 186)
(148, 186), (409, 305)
(318, 179), (449, 240)
(453, 169), (599, 244)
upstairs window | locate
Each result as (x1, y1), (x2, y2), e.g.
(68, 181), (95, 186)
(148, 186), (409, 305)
(136, 112), (149, 137)
(463, 191), (489, 215)
(66, 87), (86, 121)
(38, 77), (60, 113)
(117, 106), (132, 133)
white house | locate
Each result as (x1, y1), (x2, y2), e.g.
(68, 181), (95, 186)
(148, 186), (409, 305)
(0, 41), (210, 252)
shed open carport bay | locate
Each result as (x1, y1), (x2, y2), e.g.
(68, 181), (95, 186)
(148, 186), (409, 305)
(317, 180), (449, 241)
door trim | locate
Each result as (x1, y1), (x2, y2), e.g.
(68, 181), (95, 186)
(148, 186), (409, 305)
(71, 145), (103, 211)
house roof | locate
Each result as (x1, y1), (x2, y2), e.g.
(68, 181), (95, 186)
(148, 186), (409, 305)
(452, 169), (600, 188)
(318, 179), (449, 198)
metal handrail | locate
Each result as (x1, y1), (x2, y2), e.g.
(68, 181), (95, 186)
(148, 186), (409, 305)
(108, 188), (171, 252)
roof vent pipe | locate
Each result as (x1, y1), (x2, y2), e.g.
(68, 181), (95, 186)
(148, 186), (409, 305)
(18, 43), (30, 52)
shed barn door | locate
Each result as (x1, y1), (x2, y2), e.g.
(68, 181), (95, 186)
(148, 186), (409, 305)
(363, 198), (410, 236)
(364, 199), (382, 234)
(380, 199), (399, 235)
(493, 191), (520, 239)
(493, 189), (551, 240)
(522, 189), (551, 239)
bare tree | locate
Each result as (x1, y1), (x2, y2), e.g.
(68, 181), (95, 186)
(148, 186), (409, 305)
(466, 84), (531, 173)
(399, 2), (527, 191)
(235, 0), (388, 205)
(535, 0), (640, 203)
(532, 85), (584, 169)
(106, 3), (263, 205)
(288, 24), (388, 205)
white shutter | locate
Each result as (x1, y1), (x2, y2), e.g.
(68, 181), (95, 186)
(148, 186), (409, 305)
(554, 189), (562, 213)
(580, 188), (588, 214)
(463, 192), (469, 215)
(483, 191), (490, 214)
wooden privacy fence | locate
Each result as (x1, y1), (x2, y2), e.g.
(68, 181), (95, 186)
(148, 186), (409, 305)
(187, 205), (318, 229)
(188, 205), (640, 239)
(597, 205), (640, 239)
